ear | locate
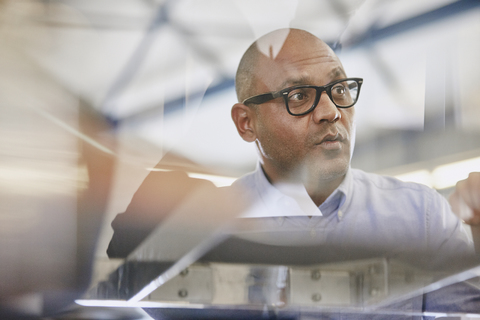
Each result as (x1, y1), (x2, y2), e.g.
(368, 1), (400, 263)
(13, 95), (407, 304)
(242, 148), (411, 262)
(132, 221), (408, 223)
(231, 103), (257, 142)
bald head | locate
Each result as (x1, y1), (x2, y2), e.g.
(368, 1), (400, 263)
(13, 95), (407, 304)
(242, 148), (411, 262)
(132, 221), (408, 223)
(235, 28), (338, 103)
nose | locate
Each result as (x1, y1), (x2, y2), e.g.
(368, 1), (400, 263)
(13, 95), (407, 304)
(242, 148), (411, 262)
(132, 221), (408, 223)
(312, 91), (340, 123)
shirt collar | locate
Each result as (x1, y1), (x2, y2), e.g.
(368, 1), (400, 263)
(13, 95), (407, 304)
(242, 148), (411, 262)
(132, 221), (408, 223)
(240, 163), (351, 218)
(319, 168), (351, 216)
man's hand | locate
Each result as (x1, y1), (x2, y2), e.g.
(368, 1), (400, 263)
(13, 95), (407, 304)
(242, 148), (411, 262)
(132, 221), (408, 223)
(449, 172), (480, 225)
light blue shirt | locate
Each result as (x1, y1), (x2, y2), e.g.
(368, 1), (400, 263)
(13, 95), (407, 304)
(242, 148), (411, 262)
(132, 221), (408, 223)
(231, 164), (475, 269)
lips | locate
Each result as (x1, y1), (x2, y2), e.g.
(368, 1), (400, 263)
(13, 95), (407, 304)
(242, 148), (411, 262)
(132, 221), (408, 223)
(319, 132), (343, 144)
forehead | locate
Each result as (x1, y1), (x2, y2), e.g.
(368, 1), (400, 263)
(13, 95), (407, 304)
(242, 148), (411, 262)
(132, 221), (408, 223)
(253, 35), (345, 92)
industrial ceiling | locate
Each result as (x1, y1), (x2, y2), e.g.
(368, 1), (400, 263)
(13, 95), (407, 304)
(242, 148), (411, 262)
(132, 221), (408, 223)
(3, 0), (479, 178)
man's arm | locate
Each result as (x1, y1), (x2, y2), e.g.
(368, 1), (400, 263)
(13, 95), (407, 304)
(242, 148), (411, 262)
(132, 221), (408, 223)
(107, 170), (216, 258)
(449, 172), (480, 254)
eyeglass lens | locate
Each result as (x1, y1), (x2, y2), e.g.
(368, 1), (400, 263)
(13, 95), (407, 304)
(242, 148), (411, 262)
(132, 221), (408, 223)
(286, 80), (359, 115)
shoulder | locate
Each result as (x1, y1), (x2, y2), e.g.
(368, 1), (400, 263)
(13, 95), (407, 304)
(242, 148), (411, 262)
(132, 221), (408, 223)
(350, 168), (435, 195)
(233, 171), (255, 185)
(231, 164), (271, 193)
(348, 168), (445, 212)
(232, 170), (257, 188)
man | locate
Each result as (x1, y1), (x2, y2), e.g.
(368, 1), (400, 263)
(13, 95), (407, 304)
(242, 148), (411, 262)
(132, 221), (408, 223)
(228, 28), (476, 269)
(106, 28), (480, 319)
(220, 27), (480, 317)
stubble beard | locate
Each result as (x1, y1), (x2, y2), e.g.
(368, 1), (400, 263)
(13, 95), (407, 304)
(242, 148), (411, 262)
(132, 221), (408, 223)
(256, 116), (352, 186)
(301, 154), (350, 186)
(259, 138), (350, 187)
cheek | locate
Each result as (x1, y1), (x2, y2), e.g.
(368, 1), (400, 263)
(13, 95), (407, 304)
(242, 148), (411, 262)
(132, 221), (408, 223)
(256, 114), (306, 158)
(337, 108), (355, 159)
(340, 108), (355, 136)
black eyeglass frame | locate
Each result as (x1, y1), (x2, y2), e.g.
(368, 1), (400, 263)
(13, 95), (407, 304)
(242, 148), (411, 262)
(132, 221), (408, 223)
(242, 77), (363, 116)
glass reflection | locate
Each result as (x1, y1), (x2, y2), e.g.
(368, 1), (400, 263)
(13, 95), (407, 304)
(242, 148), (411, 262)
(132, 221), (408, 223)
(1, 1), (480, 319)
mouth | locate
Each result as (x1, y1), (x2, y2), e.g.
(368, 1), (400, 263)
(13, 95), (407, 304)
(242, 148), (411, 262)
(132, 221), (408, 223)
(319, 132), (343, 144)
(317, 132), (344, 150)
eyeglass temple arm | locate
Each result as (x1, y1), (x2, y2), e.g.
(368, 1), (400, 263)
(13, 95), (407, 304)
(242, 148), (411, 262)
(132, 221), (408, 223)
(243, 92), (275, 105)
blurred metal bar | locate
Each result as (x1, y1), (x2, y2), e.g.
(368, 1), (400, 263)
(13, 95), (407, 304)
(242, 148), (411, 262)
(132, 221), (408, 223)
(348, 0), (480, 48)
(115, 78), (235, 126)
(83, 258), (448, 311)
(101, 1), (171, 115)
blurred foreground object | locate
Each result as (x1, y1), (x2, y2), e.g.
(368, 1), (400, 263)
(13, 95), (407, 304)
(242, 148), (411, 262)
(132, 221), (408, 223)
(0, 4), (116, 317)
(107, 170), (216, 259)
(82, 257), (480, 319)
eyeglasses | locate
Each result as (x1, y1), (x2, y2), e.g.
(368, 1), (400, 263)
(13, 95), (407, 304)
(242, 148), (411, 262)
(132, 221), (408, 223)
(242, 78), (363, 116)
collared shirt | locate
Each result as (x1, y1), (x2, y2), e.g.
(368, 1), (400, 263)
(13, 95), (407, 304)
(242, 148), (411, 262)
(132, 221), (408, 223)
(239, 163), (350, 218)
(230, 164), (475, 269)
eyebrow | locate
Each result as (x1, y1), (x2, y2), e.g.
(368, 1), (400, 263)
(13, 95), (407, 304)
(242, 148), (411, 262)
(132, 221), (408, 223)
(279, 76), (312, 90)
(328, 67), (347, 80)
(278, 67), (347, 90)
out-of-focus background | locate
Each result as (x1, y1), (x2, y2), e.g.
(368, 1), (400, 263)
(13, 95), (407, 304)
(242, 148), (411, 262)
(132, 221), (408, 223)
(1, 0), (479, 318)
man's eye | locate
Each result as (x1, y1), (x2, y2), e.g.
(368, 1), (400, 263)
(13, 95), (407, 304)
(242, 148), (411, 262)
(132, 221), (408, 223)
(332, 85), (346, 96)
(288, 90), (308, 101)
(332, 85), (346, 95)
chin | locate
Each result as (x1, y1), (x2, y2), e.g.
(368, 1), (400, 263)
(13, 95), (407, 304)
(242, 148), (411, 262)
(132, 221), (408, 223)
(303, 157), (350, 182)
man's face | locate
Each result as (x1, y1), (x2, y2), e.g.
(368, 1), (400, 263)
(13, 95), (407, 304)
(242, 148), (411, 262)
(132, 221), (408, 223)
(249, 33), (355, 186)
